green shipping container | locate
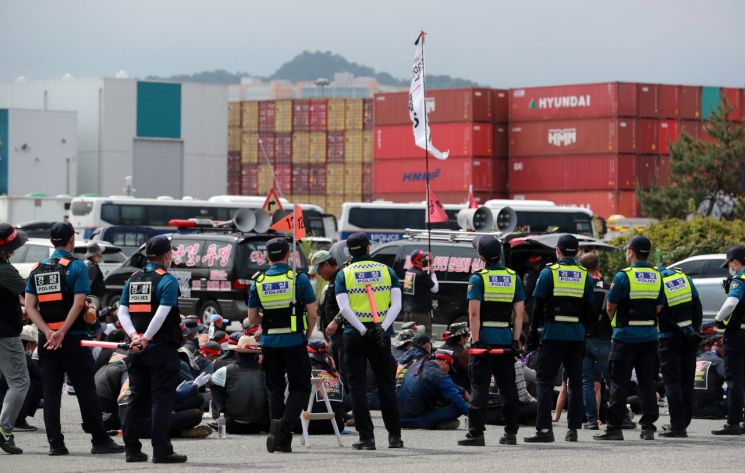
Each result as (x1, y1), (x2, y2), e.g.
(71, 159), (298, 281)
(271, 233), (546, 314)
(701, 86), (721, 120)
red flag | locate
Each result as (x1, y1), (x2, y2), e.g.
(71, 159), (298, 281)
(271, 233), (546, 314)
(428, 189), (449, 223)
(467, 185), (478, 209)
(269, 204), (306, 239)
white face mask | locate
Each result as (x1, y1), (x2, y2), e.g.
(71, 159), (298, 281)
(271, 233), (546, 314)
(729, 266), (737, 277)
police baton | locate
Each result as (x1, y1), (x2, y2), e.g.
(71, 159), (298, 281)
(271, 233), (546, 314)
(80, 340), (129, 350)
(468, 347), (515, 356)
(364, 283), (380, 323)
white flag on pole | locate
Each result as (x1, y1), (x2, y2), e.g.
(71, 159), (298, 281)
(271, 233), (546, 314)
(409, 32), (449, 160)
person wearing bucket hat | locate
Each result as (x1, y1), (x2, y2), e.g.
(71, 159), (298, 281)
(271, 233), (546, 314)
(0, 224), (30, 454)
(85, 242), (105, 299)
(402, 249), (439, 336)
(210, 335), (269, 434)
(442, 322), (470, 391)
(25, 221), (123, 456)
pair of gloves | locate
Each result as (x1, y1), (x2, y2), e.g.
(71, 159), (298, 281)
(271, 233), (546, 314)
(364, 323), (387, 348)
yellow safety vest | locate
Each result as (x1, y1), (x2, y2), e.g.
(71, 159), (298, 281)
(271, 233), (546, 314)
(343, 260), (392, 323)
(661, 269), (694, 328)
(256, 270), (306, 335)
(612, 267), (661, 328)
(549, 263), (588, 323)
(479, 268), (516, 328)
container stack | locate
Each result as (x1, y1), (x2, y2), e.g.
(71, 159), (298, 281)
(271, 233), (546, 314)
(371, 88), (509, 205)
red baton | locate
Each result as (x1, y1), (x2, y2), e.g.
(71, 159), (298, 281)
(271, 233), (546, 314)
(468, 348), (510, 356)
(365, 283), (380, 323)
(80, 340), (129, 350)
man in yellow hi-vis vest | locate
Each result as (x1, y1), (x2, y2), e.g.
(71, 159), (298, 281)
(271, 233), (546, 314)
(248, 238), (317, 453)
(335, 233), (403, 451)
(594, 236), (664, 442)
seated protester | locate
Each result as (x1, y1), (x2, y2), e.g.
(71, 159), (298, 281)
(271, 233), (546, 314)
(392, 329), (415, 362)
(207, 314), (226, 338)
(0, 325), (43, 431)
(210, 336), (269, 434)
(442, 323), (470, 392)
(93, 329), (127, 374)
(228, 331), (242, 346)
(397, 349), (469, 430)
(211, 335), (238, 373)
(196, 341), (222, 375)
(94, 350), (129, 431)
(487, 359), (538, 427)
(693, 337), (726, 419)
(396, 333), (432, 390)
(297, 339), (346, 435)
(177, 345), (200, 381)
(181, 319), (201, 350)
(211, 330), (230, 350)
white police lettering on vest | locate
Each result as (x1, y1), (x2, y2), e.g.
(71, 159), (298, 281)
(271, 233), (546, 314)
(664, 277), (688, 292)
(635, 272), (658, 284)
(354, 270), (383, 284)
(34, 272), (61, 293)
(558, 270), (582, 283)
(488, 275), (512, 287)
(261, 281), (291, 296)
(129, 282), (152, 302)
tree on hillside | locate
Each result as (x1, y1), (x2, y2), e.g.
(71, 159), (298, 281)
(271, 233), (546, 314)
(637, 100), (745, 219)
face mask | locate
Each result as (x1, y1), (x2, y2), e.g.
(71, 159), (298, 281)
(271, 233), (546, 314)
(729, 267), (737, 277)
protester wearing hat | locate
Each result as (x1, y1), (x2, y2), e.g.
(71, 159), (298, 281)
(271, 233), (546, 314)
(211, 335), (269, 434)
(207, 314), (225, 338)
(526, 234), (594, 443)
(391, 329), (416, 361)
(117, 235), (186, 463)
(402, 249), (439, 336)
(85, 242), (106, 299)
(305, 339), (346, 434)
(397, 348), (469, 430)
(594, 235), (664, 442)
(335, 232), (404, 450)
(248, 237), (317, 453)
(459, 235), (526, 447)
(693, 336), (726, 420)
(710, 245), (745, 435)
(0, 224), (30, 454)
(25, 221), (122, 456)
(442, 322), (470, 391)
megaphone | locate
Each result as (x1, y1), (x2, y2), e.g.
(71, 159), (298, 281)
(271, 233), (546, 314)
(490, 206), (517, 233)
(252, 209), (272, 233)
(232, 208), (257, 233)
(457, 207), (493, 231)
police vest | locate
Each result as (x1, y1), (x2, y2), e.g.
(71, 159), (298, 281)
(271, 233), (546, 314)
(343, 260), (392, 324)
(127, 268), (183, 345)
(719, 274), (745, 334)
(255, 270), (307, 335)
(547, 263), (588, 324)
(478, 268), (516, 330)
(613, 267), (661, 328)
(659, 269), (694, 332)
(29, 257), (86, 332)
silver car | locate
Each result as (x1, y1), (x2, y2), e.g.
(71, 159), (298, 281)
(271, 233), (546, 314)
(670, 254), (728, 319)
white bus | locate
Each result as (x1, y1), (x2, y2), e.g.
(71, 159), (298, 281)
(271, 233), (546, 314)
(339, 199), (596, 244)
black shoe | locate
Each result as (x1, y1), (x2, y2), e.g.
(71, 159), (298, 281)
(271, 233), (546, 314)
(14, 420), (37, 432)
(565, 429), (578, 442)
(582, 422), (599, 430)
(126, 451), (148, 463)
(91, 438), (124, 454)
(0, 430), (22, 455)
(499, 433), (517, 445)
(458, 433), (485, 446)
(711, 423), (742, 435)
(49, 444), (69, 456)
(622, 419), (637, 430)
(523, 431), (555, 443)
(352, 439), (376, 450)
(640, 428), (655, 440)
(593, 429), (623, 441)
(659, 430), (687, 438)
(388, 436), (404, 449)
(277, 433), (292, 453)
(266, 419), (282, 453)
(153, 453), (187, 463)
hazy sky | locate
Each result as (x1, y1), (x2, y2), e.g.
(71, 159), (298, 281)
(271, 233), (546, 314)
(1, 0), (743, 87)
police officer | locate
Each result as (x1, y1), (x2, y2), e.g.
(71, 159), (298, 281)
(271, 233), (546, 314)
(117, 235), (185, 463)
(24, 221), (123, 456)
(458, 236), (524, 447)
(525, 234), (594, 443)
(656, 263), (702, 437)
(310, 250), (344, 371)
(712, 245), (745, 435)
(402, 249), (439, 336)
(248, 237), (317, 453)
(335, 232), (403, 450)
(594, 236), (664, 441)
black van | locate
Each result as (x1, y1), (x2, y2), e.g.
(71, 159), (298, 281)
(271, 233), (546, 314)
(104, 231), (308, 323)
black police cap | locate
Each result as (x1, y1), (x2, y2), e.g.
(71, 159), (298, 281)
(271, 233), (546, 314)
(477, 236), (501, 260)
(266, 237), (290, 257)
(346, 232), (370, 255)
(557, 234), (579, 255)
(145, 235), (172, 258)
(722, 246), (745, 268)
(627, 235), (652, 255)
(50, 221), (76, 245)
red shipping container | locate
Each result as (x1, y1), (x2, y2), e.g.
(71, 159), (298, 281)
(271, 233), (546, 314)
(228, 152), (241, 175)
(373, 157), (506, 194)
(678, 86), (701, 120)
(510, 191), (640, 218)
(507, 155), (656, 193)
(292, 164), (310, 195)
(327, 131), (345, 163)
(293, 100), (310, 131)
(274, 132), (292, 164)
(658, 120), (677, 155)
(508, 119), (637, 157)
(309, 99), (327, 131)
(374, 123), (494, 160)
(258, 101), (276, 132)
(657, 155), (671, 187)
(638, 84), (658, 118)
(227, 175), (240, 195)
(657, 85), (679, 119)
(274, 164), (292, 194)
(722, 88), (743, 121)
(638, 119), (658, 154)
(372, 191), (505, 204)
(373, 88), (496, 126)
(696, 122), (718, 143)
(257, 133), (275, 162)
(492, 89), (509, 122)
(308, 164), (327, 195)
(509, 82), (638, 122)
(240, 165), (259, 195)
(493, 124), (508, 158)
(363, 99), (373, 130)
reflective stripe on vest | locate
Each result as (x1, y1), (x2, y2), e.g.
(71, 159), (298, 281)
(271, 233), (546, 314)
(550, 264), (587, 298)
(626, 267), (662, 299)
(343, 261), (392, 323)
(482, 321), (510, 328)
(662, 271), (693, 307)
(480, 269), (516, 303)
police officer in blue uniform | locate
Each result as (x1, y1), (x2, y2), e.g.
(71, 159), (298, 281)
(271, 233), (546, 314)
(248, 238), (317, 453)
(458, 236), (525, 447)
(25, 221), (123, 456)
(118, 235), (186, 463)
(656, 264), (702, 438)
(712, 245), (745, 435)
(525, 234), (594, 443)
(594, 236), (664, 441)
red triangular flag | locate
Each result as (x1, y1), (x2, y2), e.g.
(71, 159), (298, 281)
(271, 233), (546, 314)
(269, 204), (306, 240)
(467, 185), (478, 209)
(428, 189), (449, 223)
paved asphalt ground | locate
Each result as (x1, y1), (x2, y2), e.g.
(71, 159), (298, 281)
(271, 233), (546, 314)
(4, 395), (745, 473)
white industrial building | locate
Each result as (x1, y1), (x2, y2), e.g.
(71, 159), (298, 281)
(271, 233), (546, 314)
(0, 77), (228, 199)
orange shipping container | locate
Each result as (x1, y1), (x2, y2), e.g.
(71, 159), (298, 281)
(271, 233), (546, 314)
(228, 102), (241, 127)
(241, 132), (259, 163)
(274, 100), (293, 133)
(327, 99), (346, 131)
(309, 132), (327, 164)
(241, 102), (258, 132)
(292, 132), (310, 164)
(344, 130), (364, 163)
(344, 99), (364, 130)
(362, 130), (373, 163)
(228, 126), (241, 153)
(326, 164), (345, 195)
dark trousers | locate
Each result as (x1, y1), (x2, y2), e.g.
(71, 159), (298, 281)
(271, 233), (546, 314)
(38, 333), (108, 446)
(658, 335), (696, 431)
(468, 353), (519, 436)
(723, 331), (745, 425)
(607, 340), (659, 430)
(262, 343), (311, 436)
(123, 344), (180, 457)
(344, 332), (400, 441)
(535, 340), (584, 431)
